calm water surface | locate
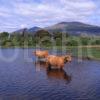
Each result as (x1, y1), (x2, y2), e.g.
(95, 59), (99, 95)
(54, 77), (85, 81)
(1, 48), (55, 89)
(0, 49), (100, 100)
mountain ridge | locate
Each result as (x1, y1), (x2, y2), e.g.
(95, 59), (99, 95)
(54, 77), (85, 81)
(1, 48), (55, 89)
(12, 21), (100, 36)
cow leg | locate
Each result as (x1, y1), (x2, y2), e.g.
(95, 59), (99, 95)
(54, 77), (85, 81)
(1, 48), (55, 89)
(45, 58), (51, 68)
(48, 63), (52, 70)
(59, 65), (63, 70)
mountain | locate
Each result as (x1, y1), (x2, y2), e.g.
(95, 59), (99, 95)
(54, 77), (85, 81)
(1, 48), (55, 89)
(13, 27), (42, 35)
(27, 26), (42, 34)
(13, 28), (27, 35)
(45, 22), (100, 36)
(12, 22), (100, 36)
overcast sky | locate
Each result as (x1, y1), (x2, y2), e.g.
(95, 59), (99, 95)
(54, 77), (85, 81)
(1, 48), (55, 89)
(0, 0), (100, 32)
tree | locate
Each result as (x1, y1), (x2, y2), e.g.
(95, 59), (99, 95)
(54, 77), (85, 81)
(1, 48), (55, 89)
(34, 29), (51, 38)
(0, 32), (9, 38)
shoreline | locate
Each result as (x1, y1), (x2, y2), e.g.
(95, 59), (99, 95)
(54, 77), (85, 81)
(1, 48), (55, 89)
(0, 46), (100, 61)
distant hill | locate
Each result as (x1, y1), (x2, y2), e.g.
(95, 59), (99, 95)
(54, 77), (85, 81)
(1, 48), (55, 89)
(45, 22), (100, 36)
(13, 27), (42, 35)
(27, 27), (42, 34)
(13, 28), (27, 35)
(12, 22), (100, 36)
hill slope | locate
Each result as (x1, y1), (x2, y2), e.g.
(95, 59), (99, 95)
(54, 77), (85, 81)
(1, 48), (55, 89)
(12, 22), (100, 36)
(45, 22), (100, 36)
(13, 27), (42, 35)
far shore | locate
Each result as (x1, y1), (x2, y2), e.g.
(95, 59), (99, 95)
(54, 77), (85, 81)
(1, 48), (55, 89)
(0, 45), (100, 61)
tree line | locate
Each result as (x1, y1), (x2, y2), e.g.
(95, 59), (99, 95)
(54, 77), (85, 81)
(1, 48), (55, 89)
(0, 30), (100, 48)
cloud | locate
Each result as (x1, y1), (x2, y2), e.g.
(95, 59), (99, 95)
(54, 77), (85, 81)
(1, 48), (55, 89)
(13, 0), (96, 21)
(0, 6), (12, 17)
(15, 0), (95, 15)
(16, 1), (94, 21)
(0, 0), (98, 32)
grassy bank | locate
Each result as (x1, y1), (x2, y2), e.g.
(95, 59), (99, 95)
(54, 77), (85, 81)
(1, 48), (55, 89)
(69, 46), (100, 60)
(42, 46), (100, 60)
(0, 45), (100, 60)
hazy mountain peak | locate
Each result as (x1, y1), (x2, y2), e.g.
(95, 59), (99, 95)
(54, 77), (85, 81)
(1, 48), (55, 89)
(12, 21), (100, 36)
(28, 26), (42, 32)
(57, 21), (91, 26)
(46, 21), (100, 36)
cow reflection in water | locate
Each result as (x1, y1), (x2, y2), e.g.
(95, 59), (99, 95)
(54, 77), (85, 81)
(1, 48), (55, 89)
(47, 68), (71, 83)
(35, 61), (72, 83)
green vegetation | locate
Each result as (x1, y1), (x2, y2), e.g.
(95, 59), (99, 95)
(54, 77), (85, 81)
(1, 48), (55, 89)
(65, 46), (100, 60)
(0, 30), (100, 48)
(0, 30), (100, 60)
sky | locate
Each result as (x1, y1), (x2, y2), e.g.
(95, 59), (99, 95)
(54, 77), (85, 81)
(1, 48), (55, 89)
(0, 0), (100, 32)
